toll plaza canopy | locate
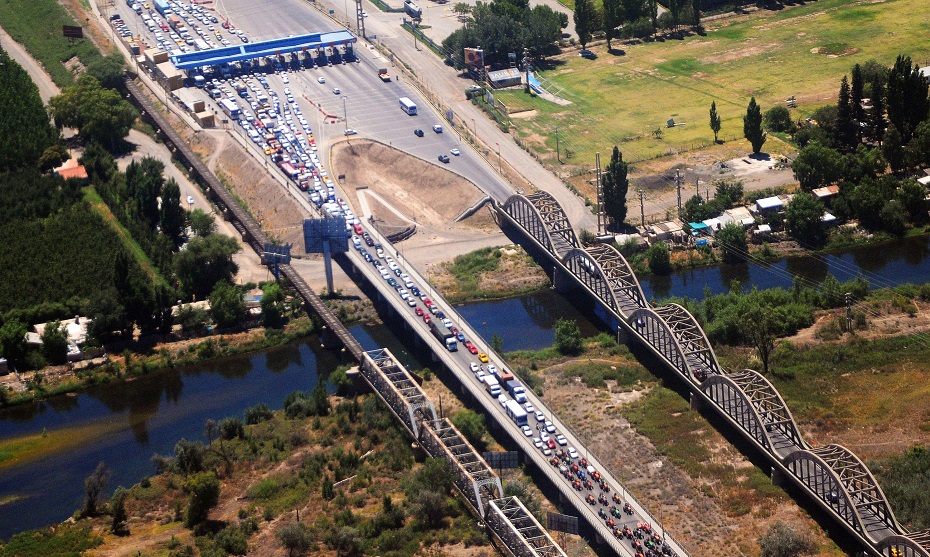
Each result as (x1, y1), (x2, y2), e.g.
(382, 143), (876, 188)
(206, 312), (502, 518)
(170, 30), (357, 70)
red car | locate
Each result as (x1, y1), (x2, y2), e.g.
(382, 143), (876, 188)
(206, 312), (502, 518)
(423, 315), (431, 324)
(423, 297), (433, 307)
(353, 223), (363, 236)
(415, 307), (424, 317)
(464, 341), (479, 354)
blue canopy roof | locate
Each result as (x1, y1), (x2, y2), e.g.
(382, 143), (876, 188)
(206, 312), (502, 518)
(170, 30), (357, 70)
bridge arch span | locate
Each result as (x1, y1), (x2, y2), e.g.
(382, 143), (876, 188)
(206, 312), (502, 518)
(627, 307), (697, 383)
(725, 369), (807, 453)
(877, 534), (930, 557)
(582, 243), (648, 313)
(701, 374), (774, 453)
(654, 303), (722, 378)
(562, 248), (622, 314)
(501, 192), (579, 258)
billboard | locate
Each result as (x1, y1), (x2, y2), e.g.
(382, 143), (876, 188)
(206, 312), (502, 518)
(303, 218), (349, 254)
(62, 25), (84, 39)
(463, 47), (484, 68)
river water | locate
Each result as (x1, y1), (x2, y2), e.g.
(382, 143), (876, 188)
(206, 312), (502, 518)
(1, 235), (928, 538)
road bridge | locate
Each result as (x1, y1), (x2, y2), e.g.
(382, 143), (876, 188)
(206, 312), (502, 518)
(497, 190), (930, 557)
(339, 224), (691, 557)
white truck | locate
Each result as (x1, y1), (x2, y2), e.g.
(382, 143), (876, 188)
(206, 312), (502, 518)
(484, 375), (501, 398)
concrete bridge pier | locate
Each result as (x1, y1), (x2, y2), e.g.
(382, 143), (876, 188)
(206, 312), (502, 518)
(552, 266), (573, 293)
(689, 391), (702, 411)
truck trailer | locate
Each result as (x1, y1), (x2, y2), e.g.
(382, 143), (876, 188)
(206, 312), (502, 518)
(153, 0), (170, 16)
(429, 320), (457, 352)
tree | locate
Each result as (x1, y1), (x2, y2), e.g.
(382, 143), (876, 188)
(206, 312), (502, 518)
(602, 146), (629, 227)
(491, 333), (503, 353)
(714, 179), (743, 208)
(209, 281), (246, 329)
(85, 53), (126, 91)
(260, 282), (286, 328)
(174, 438), (206, 475)
(850, 63), (866, 134)
(0, 318), (28, 369)
(160, 178), (186, 247)
(277, 522), (313, 557)
(452, 2), (472, 16)
(739, 303), (784, 376)
(647, 241), (671, 274)
(173, 234), (240, 300)
(886, 55), (930, 142)
(184, 471), (220, 527)
(38, 144), (70, 173)
(329, 526), (361, 557)
(908, 120), (930, 169)
(602, 0), (623, 50)
(690, 0), (701, 26)
(880, 199), (908, 235)
(869, 78), (886, 142)
(0, 50), (58, 173)
(834, 75), (857, 150)
(897, 179), (928, 224)
(110, 487), (129, 535)
(554, 318), (583, 354)
(785, 193), (826, 248)
(757, 521), (816, 557)
(40, 320), (69, 366)
(525, 5), (563, 58)
(717, 223), (747, 265)
(189, 208), (216, 237)
(451, 409), (487, 449)
(743, 97), (766, 154)
(764, 106), (793, 133)
(410, 490), (448, 528)
(709, 101), (722, 143)
(792, 141), (843, 191)
(82, 461), (109, 517)
(49, 76), (138, 151)
(574, 0), (595, 49)
(882, 124), (906, 173)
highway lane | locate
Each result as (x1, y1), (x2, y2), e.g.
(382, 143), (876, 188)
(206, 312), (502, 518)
(210, 0), (515, 203)
(347, 223), (689, 557)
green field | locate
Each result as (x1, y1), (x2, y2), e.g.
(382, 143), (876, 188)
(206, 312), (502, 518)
(497, 0), (930, 166)
(0, 0), (103, 86)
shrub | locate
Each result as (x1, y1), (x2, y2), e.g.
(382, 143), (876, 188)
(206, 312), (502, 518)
(764, 106), (794, 132)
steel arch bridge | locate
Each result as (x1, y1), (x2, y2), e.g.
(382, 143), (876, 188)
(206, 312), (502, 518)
(494, 193), (930, 557)
(501, 191), (579, 258)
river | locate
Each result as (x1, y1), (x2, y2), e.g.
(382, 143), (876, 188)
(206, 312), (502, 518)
(2, 235), (928, 538)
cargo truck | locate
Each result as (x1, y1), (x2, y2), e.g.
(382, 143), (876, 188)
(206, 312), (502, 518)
(168, 14), (182, 30)
(153, 0), (170, 16)
(429, 320), (458, 352)
(484, 375), (501, 398)
(505, 399), (528, 427)
(506, 380), (528, 403)
(378, 68), (391, 82)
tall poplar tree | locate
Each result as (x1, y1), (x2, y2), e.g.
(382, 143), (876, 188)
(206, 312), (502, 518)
(743, 97), (766, 154)
(602, 146), (630, 228)
(709, 101), (721, 143)
(835, 75), (857, 151)
(574, 0), (595, 49)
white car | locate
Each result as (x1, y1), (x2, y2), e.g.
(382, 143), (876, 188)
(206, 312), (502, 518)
(469, 362), (480, 373)
(281, 74), (289, 83)
(556, 435), (567, 446)
(533, 438), (543, 449)
(535, 410), (545, 422)
(544, 421), (556, 433)
(567, 447), (579, 459)
(521, 425), (533, 437)
(317, 76), (326, 83)
(487, 364), (498, 376)
(186, 195), (194, 205)
(344, 129), (358, 135)
(332, 88), (341, 95)
(450, 148), (460, 156)
(539, 432), (550, 443)
(524, 402), (535, 413)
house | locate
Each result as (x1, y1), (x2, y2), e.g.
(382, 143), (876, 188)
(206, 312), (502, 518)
(56, 165), (88, 182)
(724, 206), (756, 228)
(755, 196), (783, 214)
(646, 220), (684, 243)
(919, 66), (930, 84)
(812, 185), (840, 207)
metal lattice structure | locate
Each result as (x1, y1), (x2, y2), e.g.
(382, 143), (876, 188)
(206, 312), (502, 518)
(421, 417), (502, 516)
(563, 245), (646, 316)
(627, 307), (691, 381)
(359, 349), (436, 438)
(493, 194), (930, 557)
(721, 369), (807, 454)
(501, 192), (579, 258)
(653, 303), (722, 379)
(486, 497), (568, 557)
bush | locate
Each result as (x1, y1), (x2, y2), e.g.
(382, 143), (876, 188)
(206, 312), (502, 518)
(647, 242), (672, 274)
(554, 318), (583, 355)
(764, 106), (794, 132)
(245, 403), (273, 424)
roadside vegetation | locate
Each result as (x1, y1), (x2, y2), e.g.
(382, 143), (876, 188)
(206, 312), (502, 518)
(432, 245), (550, 303)
(0, 391), (496, 557)
(0, 0), (103, 86)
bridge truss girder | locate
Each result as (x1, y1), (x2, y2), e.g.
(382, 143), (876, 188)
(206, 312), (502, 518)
(487, 497), (567, 557)
(562, 248), (621, 314)
(653, 303), (721, 378)
(727, 369), (807, 452)
(501, 192), (579, 258)
(878, 534), (930, 557)
(361, 349), (436, 438)
(701, 374), (773, 453)
(627, 307), (693, 382)
(572, 244), (648, 315)
(784, 444), (902, 542)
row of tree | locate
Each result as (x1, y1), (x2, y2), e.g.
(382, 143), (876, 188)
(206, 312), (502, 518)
(575, 0), (702, 50)
(443, 0), (568, 68)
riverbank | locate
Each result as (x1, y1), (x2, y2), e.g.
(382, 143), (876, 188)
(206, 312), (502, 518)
(0, 317), (318, 410)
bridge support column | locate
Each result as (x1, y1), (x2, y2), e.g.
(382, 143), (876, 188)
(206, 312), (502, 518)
(689, 391), (702, 411)
(552, 266), (572, 293)
(771, 466), (785, 488)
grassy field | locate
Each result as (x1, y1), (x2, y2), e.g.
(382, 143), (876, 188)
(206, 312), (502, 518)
(0, 0), (102, 86)
(497, 0), (930, 168)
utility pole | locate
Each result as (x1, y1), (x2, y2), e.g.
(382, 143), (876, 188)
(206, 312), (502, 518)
(595, 152), (604, 236)
(845, 292), (853, 333)
(675, 169), (683, 215)
(555, 127), (561, 163)
(638, 189), (646, 228)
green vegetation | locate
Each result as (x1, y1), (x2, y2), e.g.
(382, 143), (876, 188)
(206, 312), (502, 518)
(876, 446), (930, 531)
(447, 246), (501, 284)
(0, 0), (103, 86)
(0, 523), (102, 557)
(50, 76), (138, 150)
(496, 0), (930, 164)
(0, 50), (58, 172)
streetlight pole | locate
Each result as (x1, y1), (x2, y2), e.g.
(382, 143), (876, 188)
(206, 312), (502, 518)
(342, 96), (348, 132)
(495, 142), (500, 173)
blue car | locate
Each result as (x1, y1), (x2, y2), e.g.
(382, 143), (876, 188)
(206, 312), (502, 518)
(410, 286), (421, 297)
(456, 332), (466, 342)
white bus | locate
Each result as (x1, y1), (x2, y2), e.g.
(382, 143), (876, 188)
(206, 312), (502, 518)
(220, 98), (240, 119)
(399, 96), (417, 115)
(194, 38), (210, 51)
